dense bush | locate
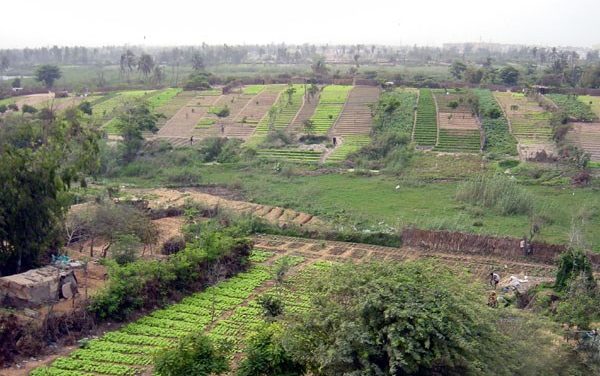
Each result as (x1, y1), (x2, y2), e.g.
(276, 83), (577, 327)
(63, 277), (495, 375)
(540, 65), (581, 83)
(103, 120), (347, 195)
(237, 324), (304, 376)
(161, 235), (186, 255)
(155, 333), (229, 376)
(198, 137), (244, 163)
(456, 175), (533, 215)
(283, 261), (515, 375)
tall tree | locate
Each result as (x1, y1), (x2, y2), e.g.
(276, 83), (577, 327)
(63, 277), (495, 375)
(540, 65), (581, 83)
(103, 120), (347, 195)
(120, 50), (136, 83)
(137, 54), (155, 81)
(192, 53), (205, 71)
(0, 55), (9, 72)
(35, 65), (62, 89)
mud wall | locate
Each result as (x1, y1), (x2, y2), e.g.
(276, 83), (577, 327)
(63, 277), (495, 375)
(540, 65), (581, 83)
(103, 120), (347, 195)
(401, 228), (599, 268)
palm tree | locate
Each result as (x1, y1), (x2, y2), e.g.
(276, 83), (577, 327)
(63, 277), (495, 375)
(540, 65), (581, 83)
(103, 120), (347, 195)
(120, 50), (136, 83)
(152, 66), (164, 85)
(137, 54), (155, 81)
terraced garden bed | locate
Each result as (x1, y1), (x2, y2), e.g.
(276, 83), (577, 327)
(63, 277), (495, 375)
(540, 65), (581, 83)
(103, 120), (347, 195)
(256, 148), (322, 163)
(473, 89), (517, 155)
(247, 84), (305, 146)
(433, 129), (481, 153)
(309, 85), (352, 135)
(414, 89), (438, 146)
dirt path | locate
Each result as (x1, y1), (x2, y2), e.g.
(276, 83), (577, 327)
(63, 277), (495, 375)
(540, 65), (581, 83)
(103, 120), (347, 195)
(132, 188), (326, 230)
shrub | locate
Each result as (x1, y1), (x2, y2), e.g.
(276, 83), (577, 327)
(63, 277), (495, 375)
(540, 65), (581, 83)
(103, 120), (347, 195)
(257, 295), (284, 320)
(155, 333), (229, 376)
(162, 235), (186, 255)
(456, 175), (534, 215)
(237, 324), (304, 376)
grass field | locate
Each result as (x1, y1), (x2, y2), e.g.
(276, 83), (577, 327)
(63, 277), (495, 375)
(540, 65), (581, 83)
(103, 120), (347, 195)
(190, 164), (600, 250)
(579, 95), (600, 118)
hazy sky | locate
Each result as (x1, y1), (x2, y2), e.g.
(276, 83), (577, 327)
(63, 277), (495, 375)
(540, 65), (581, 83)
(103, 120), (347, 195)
(1, 0), (598, 48)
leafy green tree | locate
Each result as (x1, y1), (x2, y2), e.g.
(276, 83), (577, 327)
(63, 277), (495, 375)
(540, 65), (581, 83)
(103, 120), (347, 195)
(11, 78), (21, 88)
(184, 72), (212, 90)
(0, 147), (66, 275)
(284, 261), (511, 375)
(0, 104), (102, 275)
(450, 60), (467, 79)
(35, 64), (62, 89)
(0, 104), (7, 114)
(307, 83), (319, 103)
(499, 66), (520, 85)
(237, 324), (304, 376)
(115, 100), (161, 162)
(155, 333), (229, 376)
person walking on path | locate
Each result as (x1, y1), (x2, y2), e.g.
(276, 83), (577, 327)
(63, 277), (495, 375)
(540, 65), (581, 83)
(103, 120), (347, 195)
(489, 272), (500, 290)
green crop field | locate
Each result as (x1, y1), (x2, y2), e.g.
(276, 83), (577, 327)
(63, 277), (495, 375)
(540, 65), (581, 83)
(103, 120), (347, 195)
(309, 85), (352, 135)
(547, 94), (597, 121)
(247, 84), (304, 146)
(414, 89), (437, 146)
(473, 89), (517, 155)
(256, 148), (322, 163)
(31, 251), (286, 376)
(146, 88), (182, 109)
(241, 84), (266, 95)
(433, 129), (481, 152)
(495, 92), (553, 143)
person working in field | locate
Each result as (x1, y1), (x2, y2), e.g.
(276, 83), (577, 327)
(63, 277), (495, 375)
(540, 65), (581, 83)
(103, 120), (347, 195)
(489, 272), (500, 290)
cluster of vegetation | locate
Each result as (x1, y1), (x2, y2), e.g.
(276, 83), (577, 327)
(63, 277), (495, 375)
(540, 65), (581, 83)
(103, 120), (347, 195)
(546, 94), (598, 122)
(155, 258), (599, 376)
(346, 89), (416, 172)
(456, 174), (534, 216)
(89, 229), (251, 321)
